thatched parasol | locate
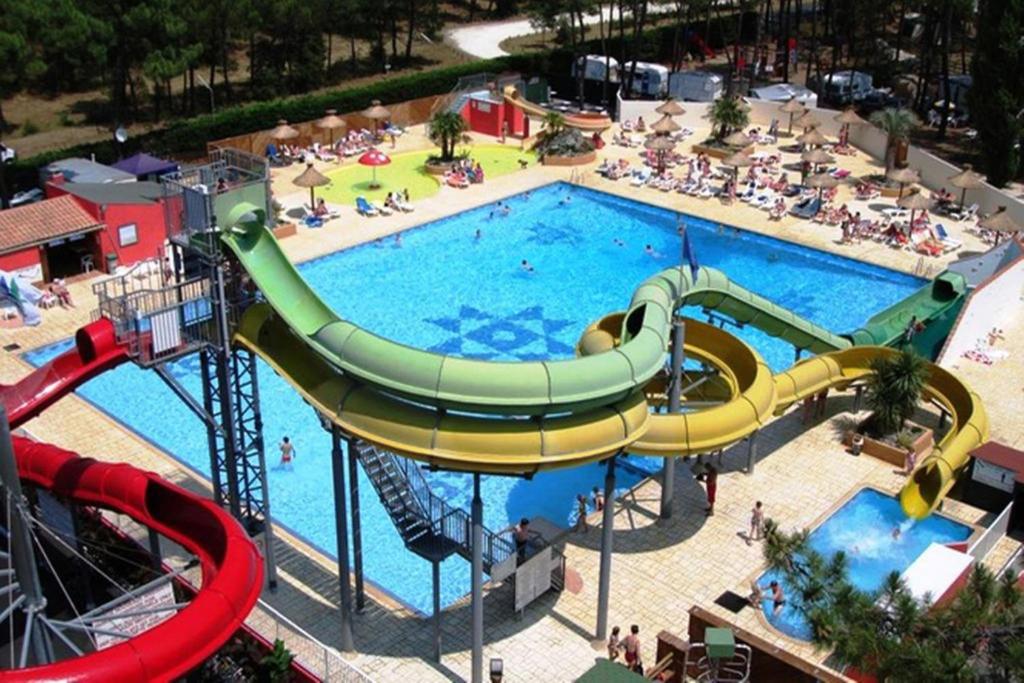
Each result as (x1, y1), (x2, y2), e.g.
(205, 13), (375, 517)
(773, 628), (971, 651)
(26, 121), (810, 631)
(793, 111), (820, 130)
(270, 119), (299, 141)
(292, 163), (330, 206)
(651, 114), (682, 134)
(779, 97), (806, 135)
(723, 151), (755, 178)
(806, 172), (838, 199)
(316, 109), (347, 145)
(801, 148), (835, 166)
(655, 99), (686, 116)
(834, 108), (866, 126)
(362, 99), (391, 135)
(897, 190), (934, 226)
(947, 163), (985, 209)
(887, 166), (920, 198)
(723, 131), (752, 147)
(645, 134), (676, 173)
(797, 128), (829, 147)
(979, 206), (1022, 243)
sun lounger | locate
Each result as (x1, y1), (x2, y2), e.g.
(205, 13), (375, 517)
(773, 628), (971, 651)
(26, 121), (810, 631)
(356, 197), (379, 216)
(789, 196), (821, 219)
(947, 202), (978, 222)
(933, 224), (962, 251)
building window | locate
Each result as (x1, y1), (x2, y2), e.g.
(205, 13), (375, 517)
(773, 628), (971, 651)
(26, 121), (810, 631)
(476, 101), (491, 113)
(118, 223), (138, 247)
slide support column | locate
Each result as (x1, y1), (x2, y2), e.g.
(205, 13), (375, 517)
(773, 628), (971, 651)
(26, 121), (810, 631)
(471, 473), (484, 683)
(432, 560), (442, 663)
(331, 426), (355, 653)
(747, 431), (759, 474)
(346, 439), (365, 611)
(661, 317), (685, 520)
(596, 455), (617, 640)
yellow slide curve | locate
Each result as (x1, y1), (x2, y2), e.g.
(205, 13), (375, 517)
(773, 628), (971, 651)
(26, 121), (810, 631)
(237, 304), (986, 519)
(503, 86), (613, 132)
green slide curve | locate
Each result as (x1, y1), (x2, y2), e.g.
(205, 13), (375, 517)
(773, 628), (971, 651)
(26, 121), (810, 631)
(220, 204), (850, 417)
(847, 271), (966, 349)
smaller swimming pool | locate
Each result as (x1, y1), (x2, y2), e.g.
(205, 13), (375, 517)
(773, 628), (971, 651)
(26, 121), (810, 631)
(758, 488), (972, 640)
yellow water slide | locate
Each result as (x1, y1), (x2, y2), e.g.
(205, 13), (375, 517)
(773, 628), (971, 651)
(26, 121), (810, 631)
(502, 86), (613, 132)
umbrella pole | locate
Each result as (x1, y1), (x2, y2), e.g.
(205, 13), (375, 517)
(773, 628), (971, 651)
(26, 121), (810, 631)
(960, 188), (967, 210)
(310, 187), (315, 208)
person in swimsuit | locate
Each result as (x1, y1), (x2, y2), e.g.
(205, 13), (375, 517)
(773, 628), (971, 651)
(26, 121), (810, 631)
(574, 494), (589, 533)
(748, 501), (764, 545)
(769, 581), (786, 615)
(279, 436), (295, 469)
(607, 625), (622, 661)
(623, 625), (642, 672)
(520, 259), (534, 273)
(513, 518), (530, 563)
(698, 464), (718, 515)
(592, 486), (604, 512)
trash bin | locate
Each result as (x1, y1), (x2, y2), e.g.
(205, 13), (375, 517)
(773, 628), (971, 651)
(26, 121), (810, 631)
(105, 253), (118, 273)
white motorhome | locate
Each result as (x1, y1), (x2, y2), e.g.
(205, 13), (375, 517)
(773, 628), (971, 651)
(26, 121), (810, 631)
(667, 70), (723, 102)
(814, 70), (873, 104)
(748, 83), (818, 108)
(572, 55), (620, 83)
(621, 61), (670, 98)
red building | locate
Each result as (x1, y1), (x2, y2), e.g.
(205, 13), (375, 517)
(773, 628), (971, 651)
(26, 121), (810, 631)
(460, 92), (528, 139)
(0, 196), (104, 281)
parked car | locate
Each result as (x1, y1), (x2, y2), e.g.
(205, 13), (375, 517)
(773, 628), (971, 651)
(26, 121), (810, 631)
(668, 70), (723, 102)
(9, 188), (43, 208)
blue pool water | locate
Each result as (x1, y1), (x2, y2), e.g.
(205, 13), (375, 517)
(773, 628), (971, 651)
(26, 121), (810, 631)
(26, 183), (923, 613)
(758, 488), (972, 640)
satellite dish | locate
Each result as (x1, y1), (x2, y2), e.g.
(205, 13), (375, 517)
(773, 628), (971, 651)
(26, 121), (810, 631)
(114, 127), (128, 144)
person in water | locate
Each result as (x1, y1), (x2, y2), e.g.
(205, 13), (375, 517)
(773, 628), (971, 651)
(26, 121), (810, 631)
(520, 259), (534, 273)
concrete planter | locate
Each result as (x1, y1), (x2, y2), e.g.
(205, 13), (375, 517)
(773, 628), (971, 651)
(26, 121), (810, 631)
(844, 419), (934, 466)
(861, 174), (917, 198)
(541, 150), (596, 166)
(691, 142), (755, 160)
(273, 222), (297, 239)
(424, 160), (453, 176)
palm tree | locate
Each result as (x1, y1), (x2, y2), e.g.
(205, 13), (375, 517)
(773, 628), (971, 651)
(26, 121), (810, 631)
(865, 348), (930, 436)
(540, 111), (566, 139)
(707, 96), (749, 142)
(427, 111), (469, 162)
(869, 107), (920, 174)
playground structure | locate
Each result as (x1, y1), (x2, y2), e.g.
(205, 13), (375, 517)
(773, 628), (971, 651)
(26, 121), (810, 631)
(0, 146), (991, 681)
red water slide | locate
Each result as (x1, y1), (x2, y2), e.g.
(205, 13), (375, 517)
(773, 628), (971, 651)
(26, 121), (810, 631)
(1, 318), (128, 429)
(7, 438), (263, 681)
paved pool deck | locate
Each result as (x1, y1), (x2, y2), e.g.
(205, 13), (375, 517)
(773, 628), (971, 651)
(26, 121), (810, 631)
(1, 123), (1020, 682)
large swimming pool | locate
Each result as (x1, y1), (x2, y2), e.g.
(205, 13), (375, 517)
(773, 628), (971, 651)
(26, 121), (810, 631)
(27, 183), (923, 613)
(757, 488), (972, 640)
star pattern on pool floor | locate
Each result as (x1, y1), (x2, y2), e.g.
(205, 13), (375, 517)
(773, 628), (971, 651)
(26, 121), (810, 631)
(425, 305), (576, 360)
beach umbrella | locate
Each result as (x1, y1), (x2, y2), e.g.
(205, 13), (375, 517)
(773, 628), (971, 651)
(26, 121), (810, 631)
(656, 99), (686, 116)
(806, 172), (839, 199)
(979, 206), (1023, 243)
(645, 135), (676, 173)
(887, 166), (920, 199)
(270, 119), (299, 141)
(724, 131), (752, 148)
(796, 127), (829, 147)
(316, 109), (347, 146)
(898, 190), (934, 227)
(779, 97), (806, 134)
(947, 163), (985, 209)
(834, 107), (865, 146)
(362, 99), (391, 135)
(651, 114), (681, 134)
(801, 148), (835, 166)
(293, 163), (330, 206)
(793, 111), (820, 131)
(723, 150), (755, 179)
(358, 148), (391, 189)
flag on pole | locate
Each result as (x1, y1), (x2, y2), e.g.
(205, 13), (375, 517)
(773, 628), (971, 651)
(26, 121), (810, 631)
(681, 225), (700, 283)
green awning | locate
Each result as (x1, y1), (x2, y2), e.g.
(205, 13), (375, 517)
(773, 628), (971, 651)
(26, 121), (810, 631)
(576, 659), (648, 682)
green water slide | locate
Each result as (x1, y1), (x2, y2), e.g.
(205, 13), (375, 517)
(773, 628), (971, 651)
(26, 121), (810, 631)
(847, 271), (967, 356)
(220, 204), (850, 416)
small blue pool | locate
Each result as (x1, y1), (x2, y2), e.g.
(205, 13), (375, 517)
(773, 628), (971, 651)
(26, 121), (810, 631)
(26, 183), (923, 613)
(757, 488), (972, 640)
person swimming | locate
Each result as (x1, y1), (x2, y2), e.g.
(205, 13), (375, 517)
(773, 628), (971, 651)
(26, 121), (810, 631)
(501, 203), (511, 216)
(644, 244), (663, 258)
(475, 228), (482, 241)
(520, 259), (535, 273)
(394, 233), (402, 247)
(560, 194), (572, 205)
(613, 238), (624, 247)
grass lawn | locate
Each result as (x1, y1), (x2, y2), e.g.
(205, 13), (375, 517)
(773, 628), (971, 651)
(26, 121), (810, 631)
(318, 145), (536, 207)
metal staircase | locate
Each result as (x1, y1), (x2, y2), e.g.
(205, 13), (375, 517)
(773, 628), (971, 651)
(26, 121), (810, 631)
(353, 441), (517, 572)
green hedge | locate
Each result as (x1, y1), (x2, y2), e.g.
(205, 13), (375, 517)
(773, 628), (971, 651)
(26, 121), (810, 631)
(9, 52), (556, 187)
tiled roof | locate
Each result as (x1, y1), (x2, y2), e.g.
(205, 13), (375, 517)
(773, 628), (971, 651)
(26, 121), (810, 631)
(0, 196), (103, 255)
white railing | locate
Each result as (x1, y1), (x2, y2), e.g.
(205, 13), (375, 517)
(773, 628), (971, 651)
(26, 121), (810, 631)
(248, 599), (375, 682)
(998, 543), (1024, 579)
(968, 501), (1015, 561)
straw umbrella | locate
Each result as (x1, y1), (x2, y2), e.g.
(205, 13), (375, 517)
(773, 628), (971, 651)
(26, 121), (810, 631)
(655, 99), (686, 117)
(801, 148), (835, 181)
(724, 131), (753, 148)
(362, 100), (391, 136)
(316, 109), (347, 146)
(651, 114), (681, 135)
(979, 206), (1023, 244)
(897, 190), (934, 227)
(947, 163), (985, 209)
(645, 135), (676, 174)
(797, 128), (829, 148)
(358, 149), (391, 189)
(779, 97), (806, 135)
(293, 163), (330, 207)
(806, 172), (839, 199)
(793, 111), (820, 131)
(887, 166), (920, 199)
(834, 107), (865, 146)
(722, 150), (755, 181)
(270, 119), (299, 141)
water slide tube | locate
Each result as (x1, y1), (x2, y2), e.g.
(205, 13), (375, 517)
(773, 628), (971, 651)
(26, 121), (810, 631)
(0, 318), (128, 428)
(847, 270), (967, 350)
(501, 86), (613, 133)
(6, 437), (262, 682)
(223, 213), (986, 515)
(220, 207), (849, 417)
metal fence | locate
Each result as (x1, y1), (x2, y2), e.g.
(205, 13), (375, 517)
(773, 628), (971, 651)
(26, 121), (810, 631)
(247, 599), (375, 682)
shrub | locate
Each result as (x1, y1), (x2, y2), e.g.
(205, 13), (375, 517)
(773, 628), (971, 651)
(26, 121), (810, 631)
(865, 348), (929, 437)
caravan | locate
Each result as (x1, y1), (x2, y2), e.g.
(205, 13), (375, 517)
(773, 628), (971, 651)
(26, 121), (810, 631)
(812, 70), (873, 105)
(621, 61), (670, 98)
(571, 55), (620, 83)
(667, 71), (723, 102)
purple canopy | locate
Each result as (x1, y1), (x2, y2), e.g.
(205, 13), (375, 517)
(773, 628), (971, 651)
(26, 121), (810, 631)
(111, 152), (179, 178)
